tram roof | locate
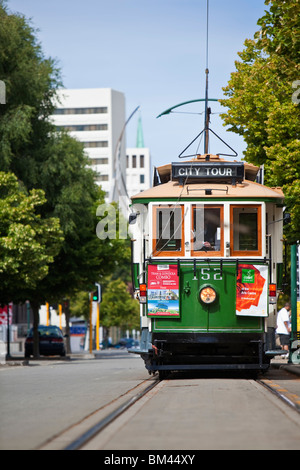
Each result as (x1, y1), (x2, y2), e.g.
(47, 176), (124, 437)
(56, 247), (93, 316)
(131, 179), (284, 201)
(131, 155), (284, 202)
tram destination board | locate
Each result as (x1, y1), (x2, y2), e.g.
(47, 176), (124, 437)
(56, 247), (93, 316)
(172, 161), (244, 183)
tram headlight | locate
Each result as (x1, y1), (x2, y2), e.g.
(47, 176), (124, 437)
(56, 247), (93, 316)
(199, 286), (217, 304)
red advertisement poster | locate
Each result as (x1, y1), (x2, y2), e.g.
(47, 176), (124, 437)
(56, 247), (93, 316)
(0, 304), (13, 325)
(147, 265), (180, 317)
(236, 264), (268, 317)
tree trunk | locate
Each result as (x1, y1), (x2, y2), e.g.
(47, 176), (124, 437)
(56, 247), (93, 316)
(31, 301), (40, 359)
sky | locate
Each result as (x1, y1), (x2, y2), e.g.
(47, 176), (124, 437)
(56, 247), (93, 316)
(6, 0), (268, 169)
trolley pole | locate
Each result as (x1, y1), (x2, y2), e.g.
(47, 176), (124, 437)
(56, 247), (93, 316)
(204, 68), (209, 154)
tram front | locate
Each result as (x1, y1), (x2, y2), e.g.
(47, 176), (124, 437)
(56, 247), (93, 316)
(129, 155), (284, 375)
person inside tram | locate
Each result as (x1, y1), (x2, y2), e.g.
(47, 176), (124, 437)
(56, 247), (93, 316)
(199, 239), (215, 251)
(199, 241), (216, 251)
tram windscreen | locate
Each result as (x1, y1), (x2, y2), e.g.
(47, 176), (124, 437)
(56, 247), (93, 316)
(232, 206), (260, 252)
(154, 206), (183, 253)
(192, 206), (222, 252)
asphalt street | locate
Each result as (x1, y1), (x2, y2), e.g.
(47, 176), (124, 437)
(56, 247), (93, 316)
(1, 350), (300, 450)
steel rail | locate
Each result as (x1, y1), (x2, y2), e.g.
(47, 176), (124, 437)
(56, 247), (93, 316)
(256, 378), (300, 414)
(63, 378), (160, 450)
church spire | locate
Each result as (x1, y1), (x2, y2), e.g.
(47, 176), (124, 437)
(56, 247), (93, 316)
(136, 114), (144, 148)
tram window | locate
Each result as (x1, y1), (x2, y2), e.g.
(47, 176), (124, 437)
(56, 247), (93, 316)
(152, 205), (184, 256)
(231, 205), (262, 255)
(191, 205), (223, 256)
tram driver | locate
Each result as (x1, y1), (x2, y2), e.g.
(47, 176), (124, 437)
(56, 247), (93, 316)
(200, 240), (215, 251)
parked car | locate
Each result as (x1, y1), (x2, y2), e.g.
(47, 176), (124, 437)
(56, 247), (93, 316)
(25, 325), (66, 358)
(114, 337), (140, 349)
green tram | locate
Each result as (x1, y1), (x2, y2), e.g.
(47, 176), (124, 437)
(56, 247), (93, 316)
(129, 154), (284, 377)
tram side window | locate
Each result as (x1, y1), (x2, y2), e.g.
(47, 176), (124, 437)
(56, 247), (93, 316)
(191, 205), (223, 256)
(231, 205), (262, 255)
(152, 205), (184, 256)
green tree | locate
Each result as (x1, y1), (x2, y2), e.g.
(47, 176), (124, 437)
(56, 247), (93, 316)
(0, 172), (63, 304)
(0, 4), (131, 356)
(22, 133), (132, 355)
(100, 279), (140, 334)
(0, 2), (61, 172)
(220, 0), (300, 242)
(69, 290), (90, 320)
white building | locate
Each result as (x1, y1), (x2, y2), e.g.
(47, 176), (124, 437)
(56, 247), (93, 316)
(52, 88), (127, 205)
(126, 114), (151, 199)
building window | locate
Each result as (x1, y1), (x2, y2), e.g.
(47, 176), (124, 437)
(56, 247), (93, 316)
(126, 155), (129, 168)
(230, 205), (262, 255)
(140, 174), (145, 184)
(191, 205), (224, 256)
(90, 158), (109, 165)
(95, 174), (109, 182)
(152, 205), (184, 257)
(140, 155), (144, 168)
(53, 107), (108, 115)
(132, 155), (137, 168)
(83, 141), (108, 148)
(57, 124), (108, 131)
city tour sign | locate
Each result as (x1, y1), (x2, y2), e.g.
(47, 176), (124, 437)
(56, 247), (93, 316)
(172, 161), (244, 184)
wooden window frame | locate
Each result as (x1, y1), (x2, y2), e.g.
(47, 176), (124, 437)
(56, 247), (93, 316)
(230, 204), (262, 256)
(191, 204), (224, 257)
(152, 205), (185, 257)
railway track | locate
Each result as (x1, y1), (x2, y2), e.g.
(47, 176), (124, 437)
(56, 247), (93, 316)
(257, 377), (300, 414)
(37, 376), (163, 450)
(37, 370), (300, 451)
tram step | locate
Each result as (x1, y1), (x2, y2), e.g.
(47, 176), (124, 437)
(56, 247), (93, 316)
(265, 350), (286, 356)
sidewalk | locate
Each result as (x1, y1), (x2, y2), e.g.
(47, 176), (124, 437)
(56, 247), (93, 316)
(0, 351), (94, 367)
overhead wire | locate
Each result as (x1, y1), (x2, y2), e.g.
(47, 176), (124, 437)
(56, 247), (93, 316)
(150, 0), (210, 257)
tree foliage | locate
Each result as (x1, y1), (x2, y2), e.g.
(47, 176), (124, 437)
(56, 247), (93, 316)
(0, 2), (61, 172)
(220, 0), (300, 242)
(0, 172), (63, 304)
(100, 279), (140, 332)
(0, 3), (129, 304)
(0, 4), (133, 354)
